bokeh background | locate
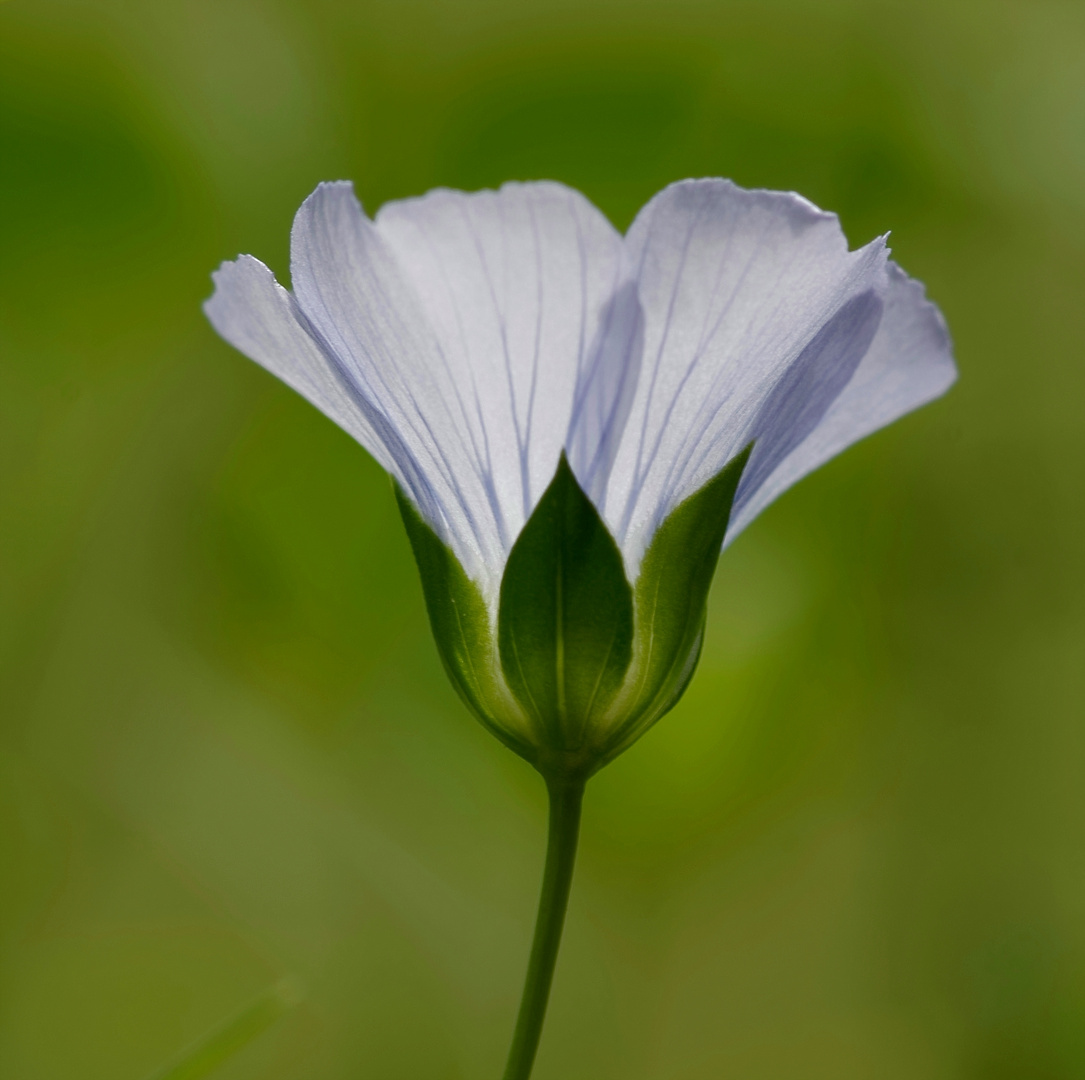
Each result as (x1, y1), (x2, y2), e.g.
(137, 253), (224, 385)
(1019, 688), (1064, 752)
(2, 0), (1084, 1077)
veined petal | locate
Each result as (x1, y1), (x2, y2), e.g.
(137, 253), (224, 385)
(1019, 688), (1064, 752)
(290, 181), (514, 599)
(725, 261), (957, 540)
(203, 254), (395, 474)
(581, 178), (890, 574)
(564, 281), (645, 509)
(375, 182), (624, 553)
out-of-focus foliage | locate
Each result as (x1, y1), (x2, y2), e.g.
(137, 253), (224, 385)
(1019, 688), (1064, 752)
(2, 0), (1083, 1077)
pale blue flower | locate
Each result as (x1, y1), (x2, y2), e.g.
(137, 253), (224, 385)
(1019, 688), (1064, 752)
(205, 179), (955, 771)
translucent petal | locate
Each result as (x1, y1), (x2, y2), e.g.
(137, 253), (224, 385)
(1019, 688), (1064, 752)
(289, 181), (509, 594)
(590, 179), (890, 573)
(564, 281), (644, 509)
(724, 261), (957, 540)
(375, 182), (624, 551)
(202, 254), (395, 474)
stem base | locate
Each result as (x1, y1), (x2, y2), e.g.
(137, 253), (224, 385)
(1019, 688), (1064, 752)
(501, 775), (585, 1080)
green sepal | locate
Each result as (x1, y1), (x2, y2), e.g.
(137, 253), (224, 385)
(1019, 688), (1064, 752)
(596, 444), (753, 767)
(497, 455), (634, 773)
(394, 484), (532, 760)
(397, 445), (751, 779)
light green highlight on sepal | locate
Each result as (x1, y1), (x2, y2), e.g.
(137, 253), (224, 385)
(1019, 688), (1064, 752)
(497, 455), (634, 777)
(395, 484), (535, 761)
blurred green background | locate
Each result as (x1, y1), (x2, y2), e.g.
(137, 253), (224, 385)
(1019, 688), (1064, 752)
(2, 0), (1084, 1077)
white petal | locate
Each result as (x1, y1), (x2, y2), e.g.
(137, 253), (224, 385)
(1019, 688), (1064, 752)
(564, 280), (645, 507)
(290, 181), (508, 594)
(591, 178), (890, 572)
(724, 261), (957, 541)
(375, 182), (624, 544)
(203, 254), (395, 473)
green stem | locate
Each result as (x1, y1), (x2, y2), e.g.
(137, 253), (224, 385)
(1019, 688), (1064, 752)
(501, 773), (586, 1080)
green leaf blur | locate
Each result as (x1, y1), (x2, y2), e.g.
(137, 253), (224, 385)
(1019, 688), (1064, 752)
(2, 0), (1084, 1078)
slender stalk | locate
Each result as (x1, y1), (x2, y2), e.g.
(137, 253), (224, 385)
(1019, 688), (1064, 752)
(501, 773), (586, 1080)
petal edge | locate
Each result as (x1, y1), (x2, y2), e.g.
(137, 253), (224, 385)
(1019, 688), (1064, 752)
(725, 261), (957, 541)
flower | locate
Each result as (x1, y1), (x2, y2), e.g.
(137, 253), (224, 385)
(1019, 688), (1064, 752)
(205, 178), (955, 777)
